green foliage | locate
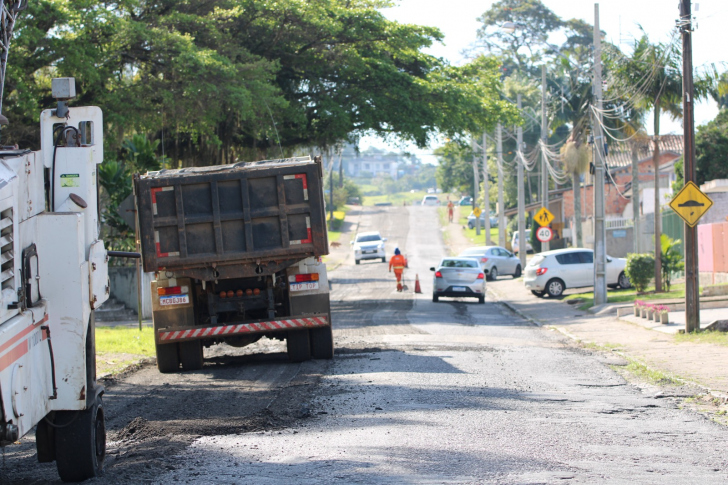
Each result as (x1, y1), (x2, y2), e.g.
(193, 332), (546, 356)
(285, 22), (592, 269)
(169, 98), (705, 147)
(529, 216), (541, 253)
(696, 109), (728, 185)
(324, 173), (361, 210)
(625, 253), (655, 293)
(658, 234), (685, 292)
(435, 141), (475, 194)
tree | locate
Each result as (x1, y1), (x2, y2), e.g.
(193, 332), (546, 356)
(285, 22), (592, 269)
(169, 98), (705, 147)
(695, 109), (728, 185)
(608, 34), (711, 292)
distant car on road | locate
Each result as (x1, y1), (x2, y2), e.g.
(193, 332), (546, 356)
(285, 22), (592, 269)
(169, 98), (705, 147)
(524, 248), (631, 298)
(421, 195), (439, 206)
(466, 212), (498, 229)
(458, 196), (472, 206)
(430, 257), (486, 303)
(511, 230), (533, 254)
(351, 231), (387, 264)
(459, 246), (521, 280)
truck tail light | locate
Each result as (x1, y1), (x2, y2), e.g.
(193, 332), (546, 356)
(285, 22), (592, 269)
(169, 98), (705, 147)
(158, 286), (182, 296)
(480, 257), (488, 263)
(435, 271), (443, 278)
(295, 273), (320, 283)
(477, 273), (485, 279)
(536, 268), (548, 276)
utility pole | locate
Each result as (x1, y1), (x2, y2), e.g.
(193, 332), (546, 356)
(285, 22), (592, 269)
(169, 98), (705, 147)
(497, 124), (506, 248)
(472, 138), (481, 236)
(680, 0), (700, 332)
(593, 3), (607, 305)
(631, 143), (641, 253)
(517, 94), (526, 269)
(541, 65), (550, 252)
(483, 132), (492, 245)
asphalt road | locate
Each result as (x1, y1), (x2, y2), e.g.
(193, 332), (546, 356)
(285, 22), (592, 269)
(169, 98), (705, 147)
(2, 205), (727, 484)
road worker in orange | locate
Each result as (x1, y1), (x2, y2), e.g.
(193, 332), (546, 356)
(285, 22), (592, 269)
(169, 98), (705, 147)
(389, 247), (408, 292)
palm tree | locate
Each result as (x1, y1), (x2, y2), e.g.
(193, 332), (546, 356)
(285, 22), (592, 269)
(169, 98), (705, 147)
(608, 34), (710, 292)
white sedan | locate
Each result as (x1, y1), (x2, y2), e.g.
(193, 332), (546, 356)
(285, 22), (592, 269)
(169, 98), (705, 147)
(524, 248), (631, 298)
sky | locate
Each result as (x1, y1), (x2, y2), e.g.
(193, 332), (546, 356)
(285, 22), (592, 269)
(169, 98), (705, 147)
(360, 0), (728, 163)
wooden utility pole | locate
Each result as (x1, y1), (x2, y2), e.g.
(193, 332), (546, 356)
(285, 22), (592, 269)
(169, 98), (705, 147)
(680, 0), (700, 332)
(592, 3), (607, 305)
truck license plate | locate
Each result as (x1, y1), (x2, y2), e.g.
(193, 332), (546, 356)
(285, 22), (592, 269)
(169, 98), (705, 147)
(160, 295), (190, 306)
(452, 286), (466, 292)
(290, 282), (319, 292)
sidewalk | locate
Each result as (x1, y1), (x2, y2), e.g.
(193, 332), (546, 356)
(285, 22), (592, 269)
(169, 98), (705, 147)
(442, 210), (728, 396)
(323, 205), (363, 271)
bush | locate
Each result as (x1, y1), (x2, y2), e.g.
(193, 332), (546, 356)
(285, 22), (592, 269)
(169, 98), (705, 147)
(625, 253), (655, 292)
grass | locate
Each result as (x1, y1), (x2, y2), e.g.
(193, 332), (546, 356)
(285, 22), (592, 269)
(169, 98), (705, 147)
(675, 330), (728, 347)
(455, 211), (500, 246)
(96, 326), (156, 356)
(362, 190), (427, 206)
(563, 283), (687, 310)
(326, 209), (347, 242)
(621, 360), (679, 385)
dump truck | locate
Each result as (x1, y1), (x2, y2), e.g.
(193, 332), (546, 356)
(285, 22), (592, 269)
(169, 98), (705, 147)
(134, 156), (334, 372)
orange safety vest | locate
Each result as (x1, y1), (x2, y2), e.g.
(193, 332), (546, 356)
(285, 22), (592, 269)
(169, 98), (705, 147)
(389, 254), (407, 272)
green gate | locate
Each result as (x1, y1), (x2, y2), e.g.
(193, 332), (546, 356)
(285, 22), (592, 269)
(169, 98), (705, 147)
(661, 210), (685, 258)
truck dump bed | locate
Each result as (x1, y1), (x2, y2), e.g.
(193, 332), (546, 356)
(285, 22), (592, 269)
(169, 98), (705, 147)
(134, 156), (328, 279)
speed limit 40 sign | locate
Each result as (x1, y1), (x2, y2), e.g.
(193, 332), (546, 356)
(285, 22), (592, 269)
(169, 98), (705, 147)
(536, 226), (553, 243)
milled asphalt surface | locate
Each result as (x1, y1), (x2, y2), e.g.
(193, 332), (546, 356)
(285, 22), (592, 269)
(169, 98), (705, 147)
(149, 205), (728, 484)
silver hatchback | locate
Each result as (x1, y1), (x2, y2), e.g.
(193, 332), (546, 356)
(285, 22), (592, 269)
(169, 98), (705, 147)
(430, 258), (486, 303)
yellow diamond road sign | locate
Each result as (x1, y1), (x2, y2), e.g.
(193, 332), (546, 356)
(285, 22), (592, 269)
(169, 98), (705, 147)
(534, 207), (554, 227)
(472, 207), (482, 218)
(669, 181), (713, 227)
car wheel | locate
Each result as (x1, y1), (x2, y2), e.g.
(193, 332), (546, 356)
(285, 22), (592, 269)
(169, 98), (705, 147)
(618, 272), (631, 289)
(432, 294), (439, 302)
(545, 279), (565, 298)
(531, 290), (545, 297)
(490, 267), (498, 281)
(355, 259), (360, 265)
(478, 295), (485, 304)
(513, 265), (522, 278)
(381, 257), (386, 263)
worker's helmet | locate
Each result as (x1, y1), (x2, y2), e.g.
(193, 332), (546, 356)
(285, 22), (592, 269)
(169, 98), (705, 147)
(394, 248), (401, 255)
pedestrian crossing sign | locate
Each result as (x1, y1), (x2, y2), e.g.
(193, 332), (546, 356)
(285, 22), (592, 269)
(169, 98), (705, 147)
(534, 207), (554, 227)
(669, 181), (713, 227)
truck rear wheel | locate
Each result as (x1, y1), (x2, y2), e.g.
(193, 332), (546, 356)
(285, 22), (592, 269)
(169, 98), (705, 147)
(55, 395), (105, 482)
(156, 342), (180, 373)
(287, 330), (311, 362)
(310, 325), (334, 359)
(179, 340), (204, 371)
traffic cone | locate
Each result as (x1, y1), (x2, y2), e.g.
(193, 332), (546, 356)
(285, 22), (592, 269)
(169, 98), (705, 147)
(414, 274), (422, 294)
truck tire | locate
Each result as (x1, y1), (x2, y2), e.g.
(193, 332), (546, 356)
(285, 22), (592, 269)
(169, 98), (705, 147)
(310, 325), (334, 359)
(179, 340), (204, 371)
(287, 330), (311, 362)
(156, 342), (179, 373)
(55, 395), (105, 482)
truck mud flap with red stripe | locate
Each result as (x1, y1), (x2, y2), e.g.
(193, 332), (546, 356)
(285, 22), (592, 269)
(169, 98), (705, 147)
(157, 315), (329, 343)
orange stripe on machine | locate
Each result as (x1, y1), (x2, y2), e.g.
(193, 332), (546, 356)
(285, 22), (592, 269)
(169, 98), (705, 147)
(159, 316), (329, 342)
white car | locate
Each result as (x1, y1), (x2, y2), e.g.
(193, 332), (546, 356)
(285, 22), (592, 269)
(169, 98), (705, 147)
(430, 257), (486, 303)
(422, 195), (439, 206)
(459, 246), (521, 280)
(524, 248), (631, 298)
(511, 230), (533, 254)
(351, 231), (387, 264)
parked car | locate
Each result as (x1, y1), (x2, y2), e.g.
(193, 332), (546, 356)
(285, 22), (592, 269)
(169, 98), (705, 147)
(430, 258), (486, 303)
(524, 248), (631, 298)
(351, 231), (387, 264)
(466, 212), (498, 229)
(459, 246), (522, 280)
(458, 196), (473, 206)
(422, 195), (439, 206)
(511, 230), (533, 254)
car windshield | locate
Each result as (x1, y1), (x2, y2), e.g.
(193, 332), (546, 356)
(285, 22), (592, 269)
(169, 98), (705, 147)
(441, 259), (478, 268)
(356, 234), (381, 243)
(528, 255), (545, 266)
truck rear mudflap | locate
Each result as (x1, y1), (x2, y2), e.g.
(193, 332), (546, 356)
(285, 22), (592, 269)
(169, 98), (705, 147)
(156, 314), (330, 343)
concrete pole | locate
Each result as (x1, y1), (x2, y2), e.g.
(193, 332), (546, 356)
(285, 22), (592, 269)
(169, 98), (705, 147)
(517, 94), (526, 269)
(593, 3), (607, 305)
(680, 0), (700, 332)
(631, 142), (641, 253)
(483, 132), (492, 245)
(541, 65), (550, 252)
(497, 124), (506, 248)
(472, 138), (481, 236)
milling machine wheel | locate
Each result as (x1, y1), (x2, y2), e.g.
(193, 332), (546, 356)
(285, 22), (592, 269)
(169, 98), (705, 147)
(55, 395), (106, 482)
